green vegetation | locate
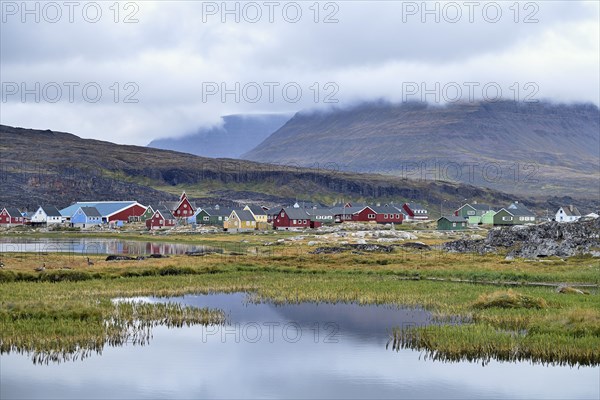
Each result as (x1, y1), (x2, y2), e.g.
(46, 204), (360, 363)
(0, 245), (598, 366)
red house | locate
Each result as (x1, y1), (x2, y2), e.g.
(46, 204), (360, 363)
(351, 206), (378, 223)
(372, 206), (404, 224)
(402, 203), (429, 221)
(171, 192), (196, 219)
(0, 207), (24, 226)
(107, 203), (148, 223)
(146, 209), (177, 230)
(273, 207), (311, 230)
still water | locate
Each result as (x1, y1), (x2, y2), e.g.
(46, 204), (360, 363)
(1, 293), (598, 399)
(0, 237), (220, 256)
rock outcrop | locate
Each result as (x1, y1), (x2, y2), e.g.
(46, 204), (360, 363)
(443, 218), (600, 258)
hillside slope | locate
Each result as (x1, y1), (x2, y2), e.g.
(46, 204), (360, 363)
(0, 124), (593, 214)
(243, 101), (600, 197)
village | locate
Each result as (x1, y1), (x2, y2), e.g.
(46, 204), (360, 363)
(1, 191), (596, 232)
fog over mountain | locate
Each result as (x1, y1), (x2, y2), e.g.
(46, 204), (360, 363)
(243, 100), (600, 198)
(148, 114), (291, 158)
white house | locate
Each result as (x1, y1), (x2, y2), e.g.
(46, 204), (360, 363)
(555, 205), (581, 223)
(31, 206), (64, 225)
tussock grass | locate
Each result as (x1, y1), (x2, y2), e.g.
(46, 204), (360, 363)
(473, 290), (548, 310)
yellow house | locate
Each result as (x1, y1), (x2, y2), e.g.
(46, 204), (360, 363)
(224, 209), (257, 231)
(243, 205), (268, 224)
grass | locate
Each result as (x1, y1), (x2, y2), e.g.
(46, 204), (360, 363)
(0, 245), (598, 366)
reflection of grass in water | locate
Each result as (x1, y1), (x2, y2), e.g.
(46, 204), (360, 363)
(0, 252), (599, 366)
(390, 292), (600, 367)
(0, 301), (224, 364)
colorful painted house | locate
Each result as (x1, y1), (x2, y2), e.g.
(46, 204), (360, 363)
(455, 203), (494, 218)
(371, 206), (404, 224)
(244, 205), (268, 224)
(0, 207), (24, 226)
(273, 207), (311, 230)
(71, 207), (103, 229)
(141, 205), (160, 222)
(146, 208), (177, 230)
(455, 203), (496, 225)
(437, 215), (468, 231)
(555, 205), (581, 223)
(31, 206), (63, 225)
(60, 201), (147, 223)
(307, 208), (335, 228)
(164, 192), (196, 220)
(493, 205), (536, 226)
(224, 209), (257, 232)
(196, 206), (233, 226)
(402, 203), (429, 221)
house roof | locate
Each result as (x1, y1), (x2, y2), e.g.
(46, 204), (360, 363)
(79, 207), (102, 217)
(205, 207), (233, 217)
(405, 203), (427, 211)
(280, 207), (310, 220)
(508, 207), (535, 217)
(157, 209), (176, 220)
(559, 206), (581, 216)
(438, 215), (466, 223)
(306, 208), (334, 217)
(245, 205), (267, 215)
(40, 206), (62, 217)
(3, 207), (22, 217)
(232, 209), (256, 221)
(330, 206), (364, 215)
(61, 201), (143, 218)
(371, 206), (402, 214)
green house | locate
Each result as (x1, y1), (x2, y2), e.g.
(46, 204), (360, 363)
(437, 215), (468, 230)
(140, 205), (157, 222)
(480, 211), (496, 225)
(493, 203), (536, 226)
(196, 207), (233, 226)
(456, 203), (495, 218)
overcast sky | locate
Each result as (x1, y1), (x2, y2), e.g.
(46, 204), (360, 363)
(1, 1), (598, 145)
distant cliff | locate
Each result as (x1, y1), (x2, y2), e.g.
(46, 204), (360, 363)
(243, 101), (600, 197)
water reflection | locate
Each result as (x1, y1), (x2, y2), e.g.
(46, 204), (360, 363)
(0, 237), (219, 255)
(1, 293), (599, 399)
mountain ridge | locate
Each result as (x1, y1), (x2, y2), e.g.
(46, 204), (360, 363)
(0, 124), (596, 215)
(242, 100), (600, 197)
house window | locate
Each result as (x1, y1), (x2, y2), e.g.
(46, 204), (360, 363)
(160, 219), (164, 225)
(467, 211), (475, 215)
(368, 214), (375, 219)
(303, 220), (307, 224)
(396, 214), (400, 219)
(203, 216), (209, 221)
(293, 219), (297, 224)
(502, 216), (513, 221)
(184, 204), (188, 208)
(384, 214), (388, 219)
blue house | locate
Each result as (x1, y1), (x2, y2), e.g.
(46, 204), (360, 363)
(71, 207), (103, 229)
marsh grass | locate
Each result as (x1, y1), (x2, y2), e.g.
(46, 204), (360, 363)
(473, 290), (548, 309)
(0, 250), (598, 366)
(0, 299), (225, 364)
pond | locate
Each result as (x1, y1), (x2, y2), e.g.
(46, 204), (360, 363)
(1, 293), (598, 399)
(0, 237), (224, 256)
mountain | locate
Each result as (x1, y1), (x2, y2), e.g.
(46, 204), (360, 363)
(242, 101), (600, 198)
(0, 124), (595, 215)
(148, 114), (291, 158)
